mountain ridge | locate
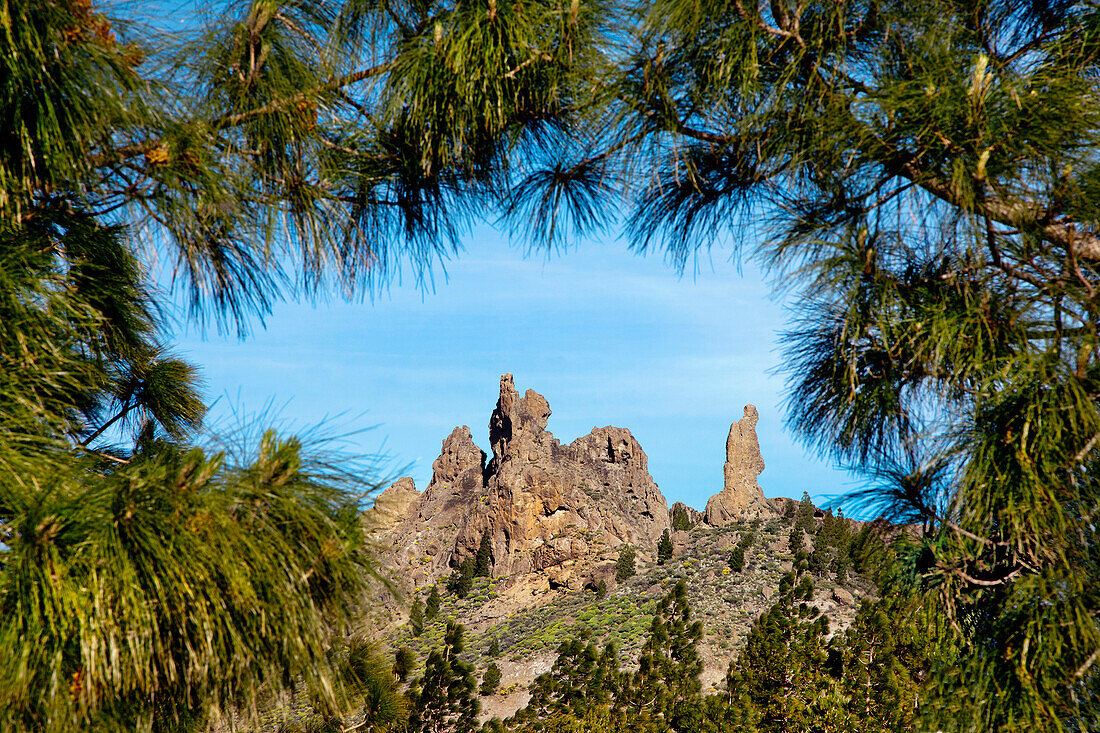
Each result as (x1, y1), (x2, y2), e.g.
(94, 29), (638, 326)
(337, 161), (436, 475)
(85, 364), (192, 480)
(369, 375), (873, 722)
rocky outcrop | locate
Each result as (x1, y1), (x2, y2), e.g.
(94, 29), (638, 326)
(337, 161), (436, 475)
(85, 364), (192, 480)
(382, 374), (671, 590)
(669, 501), (703, 529)
(368, 476), (421, 534)
(704, 405), (775, 525)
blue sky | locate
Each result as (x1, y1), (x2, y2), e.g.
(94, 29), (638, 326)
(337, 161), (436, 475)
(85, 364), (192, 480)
(124, 0), (865, 512)
(169, 226), (862, 511)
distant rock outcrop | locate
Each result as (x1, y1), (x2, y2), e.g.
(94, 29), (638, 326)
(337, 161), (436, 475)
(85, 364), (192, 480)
(371, 476), (421, 533)
(669, 501), (703, 529)
(381, 374), (671, 591)
(704, 405), (776, 525)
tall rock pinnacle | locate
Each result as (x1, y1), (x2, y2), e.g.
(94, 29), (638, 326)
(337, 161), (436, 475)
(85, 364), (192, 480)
(704, 405), (775, 525)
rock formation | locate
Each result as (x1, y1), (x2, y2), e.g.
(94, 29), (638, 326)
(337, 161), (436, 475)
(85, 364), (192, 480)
(370, 476), (421, 533)
(669, 501), (703, 529)
(704, 405), (775, 525)
(381, 374), (670, 591)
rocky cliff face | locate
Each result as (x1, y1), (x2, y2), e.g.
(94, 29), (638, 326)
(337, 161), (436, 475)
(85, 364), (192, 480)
(378, 374), (670, 592)
(704, 405), (776, 525)
(370, 476), (421, 534)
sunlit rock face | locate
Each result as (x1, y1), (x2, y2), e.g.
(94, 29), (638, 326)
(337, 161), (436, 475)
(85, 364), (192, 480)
(379, 374), (670, 590)
(704, 405), (776, 526)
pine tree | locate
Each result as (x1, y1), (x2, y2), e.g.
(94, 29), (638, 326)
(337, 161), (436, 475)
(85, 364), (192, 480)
(394, 648), (416, 683)
(515, 634), (620, 725)
(410, 596), (425, 637)
(425, 585), (442, 622)
(0, 235), (375, 732)
(657, 529), (674, 564)
(309, 636), (409, 732)
(447, 558), (477, 599)
(728, 546), (745, 573)
(794, 493), (817, 536)
(671, 503), (695, 531)
(726, 580), (828, 733)
(788, 526), (805, 557)
(629, 579), (705, 731)
(0, 0), (599, 729)
(474, 530), (493, 577)
(510, 3), (1100, 724)
(615, 545), (636, 582)
(408, 622), (479, 733)
(481, 662), (502, 696)
(834, 553), (850, 586)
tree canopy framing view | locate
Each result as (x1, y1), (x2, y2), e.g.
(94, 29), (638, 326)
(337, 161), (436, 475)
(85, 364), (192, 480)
(1, 0), (1098, 731)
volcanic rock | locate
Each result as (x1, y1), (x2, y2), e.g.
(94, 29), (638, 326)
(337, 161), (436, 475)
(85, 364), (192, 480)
(370, 476), (421, 533)
(382, 374), (670, 589)
(704, 405), (776, 525)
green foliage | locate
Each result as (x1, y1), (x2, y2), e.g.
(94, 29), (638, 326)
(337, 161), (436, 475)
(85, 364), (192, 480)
(657, 529), (674, 564)
(481, 662), (502, 696)
(475, 530), (493, 577)
(810, 511), (854, 580)
(794, 494), (816, 536)
(488, 637), (501, 658)
(828, 596), (943, 732)
(393, 647), (416, 683)
(408, 622), (479, 733)
(834, 555), (849, 586)
(511, 3), (1100, 724)
(0, 218), (375, 729)
(728, 546), (745, 573)
(596, 579), (608, 600)
(425, 584), (442, 621)
(0, 0), (604, 729)
(2, 0), (602, 328)
(629, 580), (705, 730)
(511, 581), (706, 733)
(725, 578), (828, 733)
(448, 558), (477, 598)
(729, 529), (755, 574)
(513, 635), (621, 726)
(671, 503), (695, 531)
(305, 637), (408, 732)
(615, 545), (636, 582)
(0, 428), (374, 732)
(788, 526), (805, 557)
(410, 595), (425, 637)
